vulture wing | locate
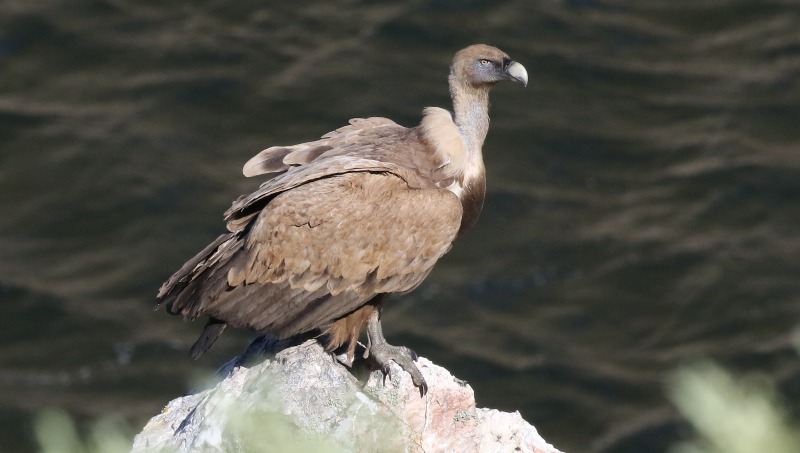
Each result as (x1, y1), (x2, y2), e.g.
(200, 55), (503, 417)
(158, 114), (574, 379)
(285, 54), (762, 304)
(241, 117), (402, 177)
(157, 118), (461, 341)
(226, 117), (442, 224)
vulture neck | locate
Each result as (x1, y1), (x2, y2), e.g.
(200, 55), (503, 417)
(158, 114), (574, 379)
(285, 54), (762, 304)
(448, 73), (490, 235)
(449, 77), (490, 158)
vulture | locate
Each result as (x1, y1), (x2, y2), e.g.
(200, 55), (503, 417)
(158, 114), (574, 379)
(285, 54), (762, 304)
(157, 44), (528, 394)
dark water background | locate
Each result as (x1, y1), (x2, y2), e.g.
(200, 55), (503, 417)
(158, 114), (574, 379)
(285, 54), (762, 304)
(2, 1), (800, 452)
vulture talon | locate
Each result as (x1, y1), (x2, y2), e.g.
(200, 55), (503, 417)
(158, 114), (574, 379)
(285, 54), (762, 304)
(381, 363), (391, 386)
(366, 308), (429, 396)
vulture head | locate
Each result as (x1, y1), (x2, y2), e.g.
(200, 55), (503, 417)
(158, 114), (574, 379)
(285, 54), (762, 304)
(451, 44), (529, 88)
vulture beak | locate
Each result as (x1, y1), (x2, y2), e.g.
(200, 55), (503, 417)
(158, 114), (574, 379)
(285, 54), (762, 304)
(503, 59), (528, 87)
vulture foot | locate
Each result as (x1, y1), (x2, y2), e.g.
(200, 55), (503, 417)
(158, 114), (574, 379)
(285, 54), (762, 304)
(366, 309), (428, 396)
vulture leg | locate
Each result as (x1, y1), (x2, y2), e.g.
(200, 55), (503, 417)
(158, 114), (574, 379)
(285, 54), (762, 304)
(365, 306), (428, 396)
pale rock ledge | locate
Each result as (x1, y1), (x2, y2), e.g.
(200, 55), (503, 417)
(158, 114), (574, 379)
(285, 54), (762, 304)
(131, 338), (563, 453)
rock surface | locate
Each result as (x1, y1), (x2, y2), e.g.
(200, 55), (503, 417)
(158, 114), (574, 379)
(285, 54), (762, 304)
(131, 338), (563, 453)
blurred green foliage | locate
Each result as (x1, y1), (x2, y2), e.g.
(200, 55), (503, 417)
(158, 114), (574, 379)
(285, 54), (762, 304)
(669, 361), (800, 453)
(32, 404), (353, 453)
(224, 408), (348, 453)
(34, 409), (131, 453)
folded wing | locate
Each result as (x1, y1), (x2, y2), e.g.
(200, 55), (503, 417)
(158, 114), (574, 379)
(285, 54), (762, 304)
(157, 118), (460, 340)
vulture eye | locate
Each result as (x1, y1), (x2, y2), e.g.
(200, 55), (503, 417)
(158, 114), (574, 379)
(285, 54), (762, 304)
(479, 59), (490, 66)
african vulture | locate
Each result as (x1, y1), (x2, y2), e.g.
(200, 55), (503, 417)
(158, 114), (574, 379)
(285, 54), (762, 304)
(157, 44), (528, 394)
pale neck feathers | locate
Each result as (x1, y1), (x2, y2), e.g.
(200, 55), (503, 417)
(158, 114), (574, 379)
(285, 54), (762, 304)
(420, 75), (490, 201)
(420, 107), (468, 178)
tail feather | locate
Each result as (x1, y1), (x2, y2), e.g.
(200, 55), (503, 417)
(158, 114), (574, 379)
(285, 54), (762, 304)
(156, 232), (236, 308)
(188, 318), (227, 359)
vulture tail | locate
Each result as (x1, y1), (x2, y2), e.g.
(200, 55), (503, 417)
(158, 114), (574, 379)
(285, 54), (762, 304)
(189, 318), (227, 359)
(156, 232), (236, 308)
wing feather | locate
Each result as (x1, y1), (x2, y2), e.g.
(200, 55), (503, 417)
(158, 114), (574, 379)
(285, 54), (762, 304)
(241, 117), (401, 178)
(158, 116), (458, 340)
(162, 171), (461, 339)
(225, 121), (444, 226)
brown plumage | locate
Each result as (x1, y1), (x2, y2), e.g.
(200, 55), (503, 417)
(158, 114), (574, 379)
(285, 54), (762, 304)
(157, 44), (528, 393)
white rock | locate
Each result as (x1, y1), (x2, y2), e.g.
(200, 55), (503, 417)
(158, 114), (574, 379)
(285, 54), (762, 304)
(131, 339), (563, 453)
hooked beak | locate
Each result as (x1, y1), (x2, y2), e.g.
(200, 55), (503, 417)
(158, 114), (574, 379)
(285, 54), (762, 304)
(506, 61), (528, 86)
(505, 61), (528, 87)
